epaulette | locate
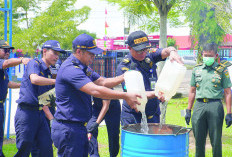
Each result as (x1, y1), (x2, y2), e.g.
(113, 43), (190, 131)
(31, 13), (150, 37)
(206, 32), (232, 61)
(34, 58), (41, 65)
(216, 60), (232, 73)
(72, 60), (80, 69)
(219, 60), (232, 68)
(122, 58), (130, 64)
(34, 58), (43, 75)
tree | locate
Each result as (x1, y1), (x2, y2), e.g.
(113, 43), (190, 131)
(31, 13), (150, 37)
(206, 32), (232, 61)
(12, 0), (93, 55)
(184, 0), (232, 61)
(105, 0), (184, 48)
(205, 0), (232, 35)
(12, 0), (42, 28)
(0, 0), (23, 40)
(1, 0), (95, 55)
(0, 1), (5, 38)
(1, 0), (48, 43)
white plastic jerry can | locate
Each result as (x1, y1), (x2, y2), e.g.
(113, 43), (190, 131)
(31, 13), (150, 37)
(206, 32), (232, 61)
(155, 60), (187, 101)
(124, 70), (148, 112)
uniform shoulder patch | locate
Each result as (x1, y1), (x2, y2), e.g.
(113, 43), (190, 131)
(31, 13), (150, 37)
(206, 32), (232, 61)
(225, 70), (230, 78)
(86, 69), (92, 76)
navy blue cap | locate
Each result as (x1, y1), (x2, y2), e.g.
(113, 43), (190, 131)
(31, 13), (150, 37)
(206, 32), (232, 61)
(0, 40), (14, 49)
(42, 40), (66, 54)
(72, 34), (103, 55)
(126, 31), (151, 51)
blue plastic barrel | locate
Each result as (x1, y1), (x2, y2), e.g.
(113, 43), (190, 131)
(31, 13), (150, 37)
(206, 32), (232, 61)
(121, 123), (191, 157)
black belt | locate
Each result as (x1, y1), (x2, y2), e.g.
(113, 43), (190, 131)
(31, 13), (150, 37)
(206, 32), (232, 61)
(56, 119), (87, 126)
(19, 103), (43, 111)
(197, 98), (221, 103)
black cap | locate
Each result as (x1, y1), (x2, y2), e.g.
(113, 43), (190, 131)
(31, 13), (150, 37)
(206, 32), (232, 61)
(126, 31), (151, 51)
(0, 40), (14, 49)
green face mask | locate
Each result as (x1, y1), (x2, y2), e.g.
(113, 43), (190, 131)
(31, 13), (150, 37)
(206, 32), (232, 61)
(203, 57), (215, 66)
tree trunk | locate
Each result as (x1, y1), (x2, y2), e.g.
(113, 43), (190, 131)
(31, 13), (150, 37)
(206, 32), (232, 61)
(26, 10), (29, 29)
(157, 11), (167, 75)
(157, 10), (168, 125)
(159, 12), (167, 48)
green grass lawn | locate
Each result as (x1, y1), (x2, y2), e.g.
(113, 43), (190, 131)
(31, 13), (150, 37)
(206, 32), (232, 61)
(3, 97), (232, 156)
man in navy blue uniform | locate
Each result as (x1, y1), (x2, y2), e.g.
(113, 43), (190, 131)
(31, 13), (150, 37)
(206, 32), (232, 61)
(87, 97), (121, 157)
(52, 34), (142, 157)
(0, 40), (31, 157)
(14, 40), (65, 157)
(116, 30), (183, 126)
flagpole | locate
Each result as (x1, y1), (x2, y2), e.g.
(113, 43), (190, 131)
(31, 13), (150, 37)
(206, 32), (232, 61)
(104, 8), (107, 51)
(123, 12), (125, 47)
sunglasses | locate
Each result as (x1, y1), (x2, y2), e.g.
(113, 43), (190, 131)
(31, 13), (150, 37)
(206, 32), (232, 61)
(136, 48), (148, 54)
(1, 49), (11, 53)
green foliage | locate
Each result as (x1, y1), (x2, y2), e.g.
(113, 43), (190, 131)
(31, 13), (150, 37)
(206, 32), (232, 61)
(205, 0), (232, 35)
(0, 14), (4, 38)
(1, 0), (48, 38)
(184, 0), (231, 51)
(104, 0), (185, 33)
(0, 2), (6, 38)
(183, 0), (232, 62)
(0, 1), (22, 40)
(11, 0), (93, 55)
(167, 37), (176, 47)
(1, 0), (95, 55)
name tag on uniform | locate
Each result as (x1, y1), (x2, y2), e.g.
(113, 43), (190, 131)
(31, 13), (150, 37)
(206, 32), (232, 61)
(149, 77), (156, 90)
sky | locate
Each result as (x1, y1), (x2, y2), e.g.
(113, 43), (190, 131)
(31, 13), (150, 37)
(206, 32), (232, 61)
(74, 0), (190, 39)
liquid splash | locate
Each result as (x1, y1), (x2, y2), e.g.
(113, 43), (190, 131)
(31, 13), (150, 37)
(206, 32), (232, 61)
(159, 101), (168, 130)
(141, 111), (149, 134)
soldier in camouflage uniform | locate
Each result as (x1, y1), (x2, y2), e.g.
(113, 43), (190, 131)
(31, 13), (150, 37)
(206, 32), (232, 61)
(185, 43), (232, 157)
